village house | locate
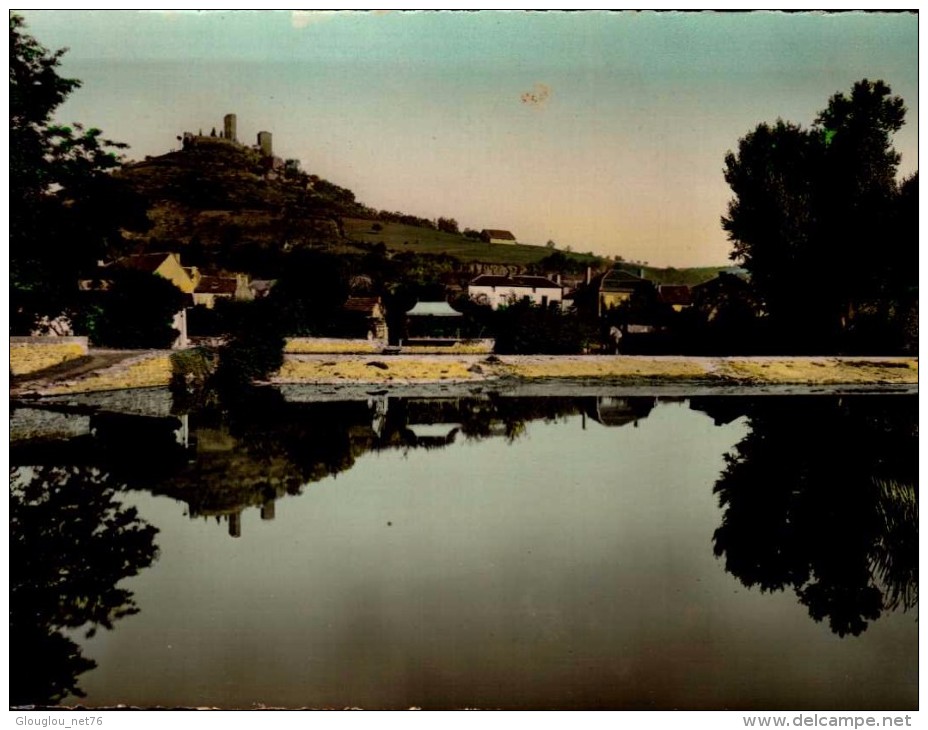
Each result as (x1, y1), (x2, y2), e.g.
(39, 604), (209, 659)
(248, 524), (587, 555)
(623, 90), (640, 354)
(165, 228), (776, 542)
(480, 229), (517, 245)
(97, 252), (200, 294)
(80, 252), (252, 347)
(341, 296), (389, 341)
(468, 274), (563, 310)
(657, 284), (692, 312)
(193, 274), (253, 309)
(594, 267), (649, 316)
(79, 252), (200, 348)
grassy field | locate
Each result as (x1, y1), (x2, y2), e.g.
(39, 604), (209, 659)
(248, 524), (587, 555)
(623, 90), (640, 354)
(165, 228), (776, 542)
(639, 266), (731, 286)
(343, 218), (728, 284)
(343, 218), (601, 267)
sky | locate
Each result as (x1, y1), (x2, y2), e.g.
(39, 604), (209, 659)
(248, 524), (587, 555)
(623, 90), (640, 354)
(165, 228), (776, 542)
(16, 9), (918, 267)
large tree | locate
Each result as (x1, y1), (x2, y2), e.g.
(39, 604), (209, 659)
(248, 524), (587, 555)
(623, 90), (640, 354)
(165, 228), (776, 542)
(722, 79), (915, 352)
(10, 14), (148, 332)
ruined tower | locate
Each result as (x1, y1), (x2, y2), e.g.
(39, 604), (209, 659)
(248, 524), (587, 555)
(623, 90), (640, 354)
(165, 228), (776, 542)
(223, 113), (237, 143)
(257, 130), (273, 158)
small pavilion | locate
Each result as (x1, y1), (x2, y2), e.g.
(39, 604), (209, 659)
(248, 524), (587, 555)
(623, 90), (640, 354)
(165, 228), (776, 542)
(403, 301), (464, 345)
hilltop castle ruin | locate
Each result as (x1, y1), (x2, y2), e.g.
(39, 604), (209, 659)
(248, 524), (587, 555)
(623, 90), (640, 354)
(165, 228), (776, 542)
(181, 113), (282, 170)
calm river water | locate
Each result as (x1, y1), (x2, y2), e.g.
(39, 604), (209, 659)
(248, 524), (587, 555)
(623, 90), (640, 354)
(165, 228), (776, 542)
(10, 390), (917, 709)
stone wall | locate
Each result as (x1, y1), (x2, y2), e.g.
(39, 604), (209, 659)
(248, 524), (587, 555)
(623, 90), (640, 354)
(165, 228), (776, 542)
(10, 337), (89, 375)
(284, 337), (386, 354)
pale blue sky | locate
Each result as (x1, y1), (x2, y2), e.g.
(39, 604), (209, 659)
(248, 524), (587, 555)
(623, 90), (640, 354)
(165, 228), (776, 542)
(18, 10), (918, 266)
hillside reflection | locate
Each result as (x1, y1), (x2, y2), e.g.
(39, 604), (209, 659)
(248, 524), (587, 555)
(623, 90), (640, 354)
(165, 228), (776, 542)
(12, 394), (660, 537)
(691, 395), (918, 637)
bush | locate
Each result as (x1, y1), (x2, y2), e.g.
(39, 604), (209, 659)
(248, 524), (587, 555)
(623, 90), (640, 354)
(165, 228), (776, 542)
(169, 347), (219, 412)
(75, 270), (187, 349)
(212, 299), (286, 392)
(492, 301), (598, 355)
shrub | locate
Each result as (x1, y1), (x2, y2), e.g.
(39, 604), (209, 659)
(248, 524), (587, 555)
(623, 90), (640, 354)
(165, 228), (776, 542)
(492, 301), (598, 355)
(75, 270), (187, 349)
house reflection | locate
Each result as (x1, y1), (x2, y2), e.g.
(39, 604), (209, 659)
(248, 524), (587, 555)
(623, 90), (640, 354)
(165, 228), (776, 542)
(11, 394), (591, 538)
(583, 396), (655, 428)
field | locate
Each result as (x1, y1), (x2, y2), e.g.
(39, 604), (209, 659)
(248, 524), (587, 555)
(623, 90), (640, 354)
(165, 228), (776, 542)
(342, 218), (601, 267)
(343, 218), (728, 284)
(640, 266), (731, 286)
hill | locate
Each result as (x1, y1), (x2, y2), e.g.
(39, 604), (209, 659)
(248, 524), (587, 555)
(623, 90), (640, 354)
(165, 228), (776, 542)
(117, 142), (366, 253)
(342, 218), (602, 268)
(116, 141), (725, 285)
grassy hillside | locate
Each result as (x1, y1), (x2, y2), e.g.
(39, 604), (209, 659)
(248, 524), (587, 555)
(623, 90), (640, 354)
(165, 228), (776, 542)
(639, 265), (730, 286)
(345, 218), (727, 283)
(117, 144), (726, 284)
(343, 218), (602, 267)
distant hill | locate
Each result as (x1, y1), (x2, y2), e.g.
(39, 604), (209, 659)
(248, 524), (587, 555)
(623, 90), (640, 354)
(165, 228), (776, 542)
(117, 142), (366, 254)
(116, 141), (725, 284)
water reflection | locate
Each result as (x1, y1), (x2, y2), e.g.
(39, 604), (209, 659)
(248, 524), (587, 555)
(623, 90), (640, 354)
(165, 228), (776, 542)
(8, 390), (918, 707)
(10, 466), (159, 706)
(693, 396), (918, 637)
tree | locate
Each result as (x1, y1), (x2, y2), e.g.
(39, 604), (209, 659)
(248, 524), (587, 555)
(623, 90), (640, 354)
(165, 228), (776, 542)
(436, 216), (459, 234)
(10, 14), (148, 332)
(491, 299), (598, 355)
(75, 270), (187, 348)
(722, 80), (913, 352)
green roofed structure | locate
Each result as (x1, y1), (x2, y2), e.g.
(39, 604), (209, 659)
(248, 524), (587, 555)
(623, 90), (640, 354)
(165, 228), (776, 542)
(404, 301), (465, 345)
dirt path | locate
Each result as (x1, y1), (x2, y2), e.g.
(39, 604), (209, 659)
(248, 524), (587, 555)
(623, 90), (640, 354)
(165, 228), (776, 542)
(11, 351), (137, 388)
(10, 350), (173, 398)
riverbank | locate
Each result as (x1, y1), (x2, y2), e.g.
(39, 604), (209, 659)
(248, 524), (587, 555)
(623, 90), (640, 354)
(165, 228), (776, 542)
(9, 348), (918, 398)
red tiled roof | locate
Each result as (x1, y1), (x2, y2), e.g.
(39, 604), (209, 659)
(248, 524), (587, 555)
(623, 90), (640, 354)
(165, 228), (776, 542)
(113, 253), (174, 273)
(343, 297), (382, 316)
(195, 276), (237, 294)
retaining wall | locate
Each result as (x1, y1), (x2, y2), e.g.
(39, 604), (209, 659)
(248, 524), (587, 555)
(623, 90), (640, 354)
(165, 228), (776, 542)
(10, 336), (89, 375)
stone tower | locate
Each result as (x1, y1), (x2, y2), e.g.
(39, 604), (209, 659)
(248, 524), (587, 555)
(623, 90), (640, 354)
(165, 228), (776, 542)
(223, 113), (237, 142)
(257, 130), (273, 158)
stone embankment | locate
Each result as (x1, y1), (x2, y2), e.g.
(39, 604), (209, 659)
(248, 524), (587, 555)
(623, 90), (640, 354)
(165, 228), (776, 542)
(12, 350), (172, 397)
(10, 336), (88, 375)
(9, 343), (918, 398)
(274, 354), (918, 387)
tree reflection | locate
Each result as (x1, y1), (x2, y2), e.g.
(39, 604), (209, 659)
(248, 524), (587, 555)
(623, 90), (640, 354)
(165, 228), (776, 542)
(709, 396), (917, 636)
(10, 466), (159, 706)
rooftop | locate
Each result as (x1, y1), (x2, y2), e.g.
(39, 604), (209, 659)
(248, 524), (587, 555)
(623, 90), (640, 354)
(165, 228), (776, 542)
(481, 229), (516, 240)
(112, 252), (176, 273)
(657, 284), (692, 306)
(470, 275), (561, 289)
(599, 268), (647, 293)
(343, 297), (383, 316)
(195, 276), (238, 295)
(406, 301), (463, 317)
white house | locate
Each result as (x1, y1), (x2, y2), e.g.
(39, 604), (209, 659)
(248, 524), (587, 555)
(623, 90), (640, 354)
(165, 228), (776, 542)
(468, 274), (563, 310)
